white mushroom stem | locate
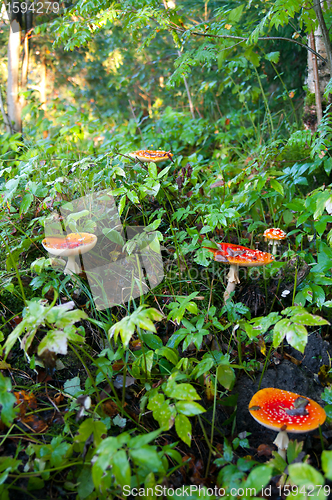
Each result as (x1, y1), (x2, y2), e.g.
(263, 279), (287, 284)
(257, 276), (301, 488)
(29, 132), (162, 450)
(64, 255), (81, 275)
(224, 264), (240, 302)
(273, 430), (289, 460)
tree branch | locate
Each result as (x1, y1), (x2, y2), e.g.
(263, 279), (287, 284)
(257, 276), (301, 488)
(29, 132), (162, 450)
(169, 24), (327, 64)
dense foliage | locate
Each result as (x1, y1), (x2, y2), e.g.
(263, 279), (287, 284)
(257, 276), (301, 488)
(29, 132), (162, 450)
(1, 0), (332, 498)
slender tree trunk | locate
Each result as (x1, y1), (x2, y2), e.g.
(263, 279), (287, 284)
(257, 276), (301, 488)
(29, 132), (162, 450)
(309, 32), (323, 124)
(7, 19), (22, 133)
(40, 54), (47, 110)
(19, 32), (30, 110)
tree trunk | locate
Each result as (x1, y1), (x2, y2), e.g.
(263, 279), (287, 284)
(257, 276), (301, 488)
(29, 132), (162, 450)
(7, 19), (22, 133)
(304, 1), (332, 130)
(19, 32), (30, 111)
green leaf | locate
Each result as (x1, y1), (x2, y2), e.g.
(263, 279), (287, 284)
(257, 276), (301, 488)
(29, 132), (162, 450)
(175, 401), (206, 416)
(156, 347), (179, 365)
(112, 449), (131, 488)
(286, 323), (307, 353)
(292, 312), (329, 326)
(288, 463), (324, 497)
(19, 192), (34, 216)
(148, 393), (165, 411)
(216, 364), (235, 390)
(38, 329), (68, 356)
(270, 179), (284, 196)
(143, 333), (163, 350)
(0, 374), (18, 426)
(118, 195), (126, 216)
(265, 51), (280, 63)
(228, 4), (244, 22)
(175, 413), (191, 446)
(273, 319), (288, 348)
(245, 464), (272, 492)
(322, 450), (332, 480)
(148, 162), (158, 179)
(63, 376), (81, 396)
(152, 401), (176, 430)
(102, 228), (125, 246)
(130, 445), (164, 473)
(166, 383), (200, 401)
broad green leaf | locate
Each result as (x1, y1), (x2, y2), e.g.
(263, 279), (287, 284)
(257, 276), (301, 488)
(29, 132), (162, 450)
(292, 312), (329, 326)
(321, 450), (332, 480)
(166, 383), (200, 401)
(118, 194), (126, 216)
(175, 413), (191, 446)
(288, 463), (325, 498)
(112, 449), (131, 488)
(152, 400), (176, 430)
(156, 347), (179, 365)
(102, 228), (125, 246)
(273, 319), (289, 348)
(143, 333), (163, 350)
(130, 445), (164, 473)
(245, 464), (272, 492)
(19, 192), (34, 215)
(175, 401), (206, 416)
(0, 374), (18, 426)
(148, 393), (165, 411)
(216, 364), (235, 390)
(38, 330), (68, 356)
(286, 323), (307, 353)
(270, 179), (284, 196)
(129, 429), (162, 449)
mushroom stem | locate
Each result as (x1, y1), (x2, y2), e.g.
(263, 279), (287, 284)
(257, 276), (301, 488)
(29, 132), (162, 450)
(271, 241), (278, 256)
(224, 264), (240, 302)
(273, 430), (289, 460)
(64, 255), (81, 275)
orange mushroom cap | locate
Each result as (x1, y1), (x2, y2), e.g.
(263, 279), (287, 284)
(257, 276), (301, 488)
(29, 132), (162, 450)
(249, 388), (326, 433)
(263, 228), (287, 241)
(128, 150), (173, 163)
(204, 242), (274, 267)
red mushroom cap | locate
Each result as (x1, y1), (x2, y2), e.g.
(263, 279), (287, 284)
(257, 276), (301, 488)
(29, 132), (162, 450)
(129, 150), (173, 163)
(42, 233), (97, 256)
(249, 388), (326, 433)
(204, 242), (274, 267)
(263, 228), (287, 241)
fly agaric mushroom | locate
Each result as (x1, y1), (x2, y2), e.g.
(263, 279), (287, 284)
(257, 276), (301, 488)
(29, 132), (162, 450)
(204, 242), (274, 302)
(263, 228), (287, 255)
(128, 150), (174, 163)
(249, 388), (326, 460)
(42, 232), (97, 275)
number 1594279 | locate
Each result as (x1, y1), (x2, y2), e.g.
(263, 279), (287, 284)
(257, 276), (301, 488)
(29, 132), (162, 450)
(7, 1), (60, 14)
